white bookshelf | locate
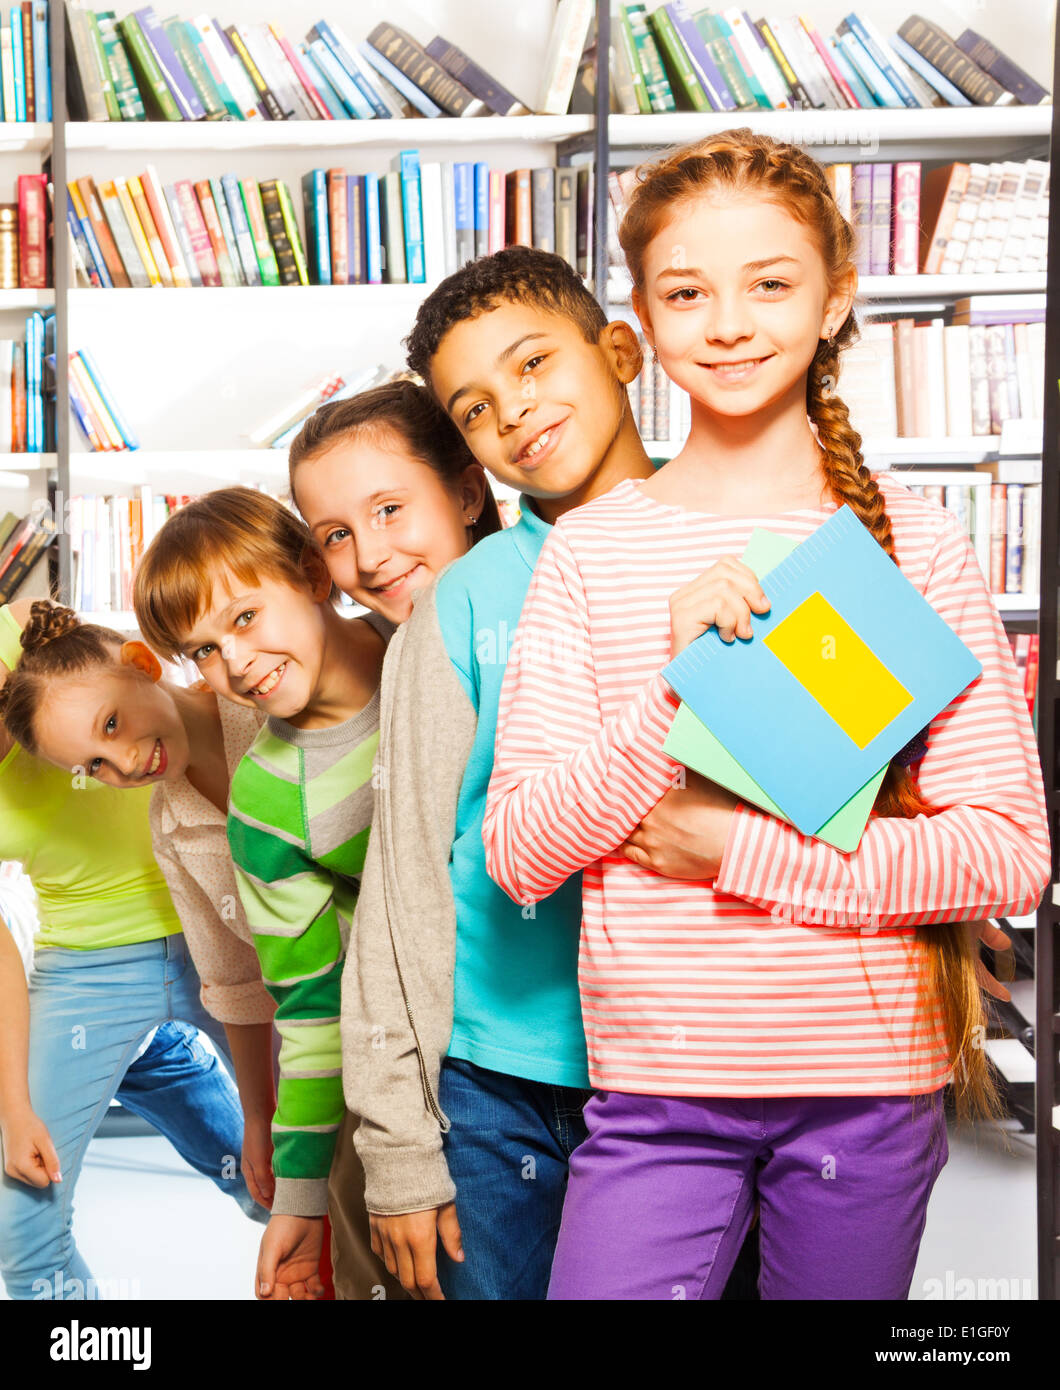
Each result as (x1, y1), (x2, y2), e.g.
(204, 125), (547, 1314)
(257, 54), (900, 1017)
(0, 122), (51, 154)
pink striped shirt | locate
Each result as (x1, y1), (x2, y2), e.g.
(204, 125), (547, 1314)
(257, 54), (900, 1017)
(483, 475), (1050, 1097)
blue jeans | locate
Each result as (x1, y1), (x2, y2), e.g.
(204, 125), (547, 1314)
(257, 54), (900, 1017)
(0, 933), (264, 1301)
(436, 1057), (592, 1301)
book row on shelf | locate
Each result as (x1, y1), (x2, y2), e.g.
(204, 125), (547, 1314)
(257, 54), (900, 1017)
(629, 350), (692, 446)
(607, 7), (1048, 116)
(0, 311), (49, 451)
(828, 301), (1045, 442)
(64, 3), (580, 123)
(0, 175), (49, 289)
(0, 2), (49, 122)
(66, 346), (136, 449)
(67, 155), (595, 291)
(0, 503), (55, 605)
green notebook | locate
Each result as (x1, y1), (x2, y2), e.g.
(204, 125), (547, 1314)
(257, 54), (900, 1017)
(663, 528), (887, 853)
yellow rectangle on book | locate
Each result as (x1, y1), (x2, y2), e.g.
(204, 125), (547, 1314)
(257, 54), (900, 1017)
(763, 591), (912, 749)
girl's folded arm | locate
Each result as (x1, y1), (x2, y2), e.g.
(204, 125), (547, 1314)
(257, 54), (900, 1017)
(714, 518), (1051, 929)
(483, 526), (681, 905)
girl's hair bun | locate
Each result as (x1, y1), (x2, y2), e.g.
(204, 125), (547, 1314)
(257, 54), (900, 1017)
(21, 601), (81, 654)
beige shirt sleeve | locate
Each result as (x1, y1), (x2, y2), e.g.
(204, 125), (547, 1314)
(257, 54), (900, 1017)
(150, 826), (276, 1026)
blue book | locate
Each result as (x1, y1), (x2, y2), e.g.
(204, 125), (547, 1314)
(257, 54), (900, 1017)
(837, 31), (903, 108)
(473, 161), (489, 259)
(10, 8), (25, 120)
(31, 3), (49, 121)
(134, 6), (206, 119)
(346, 172), (360, 283)
(78, 349), (139, 450)
(219, 172), (261, 285)
(826, 34), (877, 108)
(838, 13), (918, 108)
(363, 172), (382, 283)
(393, 150), (425, 285)
(24, 312), (43, 451)
(661, 505), (982, 836)
(67, 205), (108, 287)
(301, 169), (330, 284)
(454, 162), (474, 265)
(307, 19), (388, 119)
(358, 40), (442, 117)
(297, 43), (346, 119)
(888, 33), (971, 107)
(665, 1), (736, 111)
(306, 37), (371, 118)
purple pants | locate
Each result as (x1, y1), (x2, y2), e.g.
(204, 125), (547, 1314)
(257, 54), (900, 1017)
(547, 1090), (947, 1301)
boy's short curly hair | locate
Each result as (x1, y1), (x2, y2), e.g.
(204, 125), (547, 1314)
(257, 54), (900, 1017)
(404, 246), (608, 388)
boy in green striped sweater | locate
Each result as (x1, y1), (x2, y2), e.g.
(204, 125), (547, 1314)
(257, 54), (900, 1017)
(134, 487), (390, 1299)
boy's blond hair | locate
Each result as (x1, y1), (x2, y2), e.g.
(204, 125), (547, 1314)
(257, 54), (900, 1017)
(133, 486), (322, 659)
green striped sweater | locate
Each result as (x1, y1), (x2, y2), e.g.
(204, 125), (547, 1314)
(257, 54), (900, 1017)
(227, 690), (380, 1217)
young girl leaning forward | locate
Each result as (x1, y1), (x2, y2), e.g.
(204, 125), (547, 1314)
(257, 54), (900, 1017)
(482, 131), (1050, 1300)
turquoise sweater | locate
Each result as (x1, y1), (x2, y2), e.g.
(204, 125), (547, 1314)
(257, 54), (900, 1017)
(435, 498), (588, 1089)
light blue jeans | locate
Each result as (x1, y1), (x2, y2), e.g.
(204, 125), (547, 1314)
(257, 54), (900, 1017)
(0, 932), (265, 1301)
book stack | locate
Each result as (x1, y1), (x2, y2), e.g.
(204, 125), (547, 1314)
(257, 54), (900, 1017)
(68, 156), (594, 288)
(0, 312), (47, 451)
(628, 343), (691, 446)
(896, 476), (1041, 599)
(609, 8), (1048, 115)
(0, 2), (50, 121)
(0, 174), (49, 288)
(64, 5), (561, 121)
(69, 487), (191, 612)
(0, 504), (57, 604)
(836, 299), (1045, 441)
(65, 348), (137, 451)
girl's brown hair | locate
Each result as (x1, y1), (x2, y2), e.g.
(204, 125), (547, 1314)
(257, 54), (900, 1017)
(288, 378), (503, 538)
(620, 129), (997, 1121)
(0, 602), (125, 755)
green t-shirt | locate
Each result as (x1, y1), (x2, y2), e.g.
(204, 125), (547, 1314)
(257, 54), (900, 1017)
(0, 605), (181, 950)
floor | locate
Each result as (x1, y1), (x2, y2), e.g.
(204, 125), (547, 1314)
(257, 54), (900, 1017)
(1, 1113), (1038, 1301)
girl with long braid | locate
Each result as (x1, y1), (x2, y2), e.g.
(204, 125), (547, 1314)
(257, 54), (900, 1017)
(481, 131), (1050, 1300)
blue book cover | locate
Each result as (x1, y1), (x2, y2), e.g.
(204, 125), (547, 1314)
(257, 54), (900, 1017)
(297, 43), (346, 119)
(78, 349), (139, 450)
(358, 40), (442, 117)
(10, 9), (25, 120)
(839, 13), (918, 108)
(826, 35), (876, 108)
(665, 1), (736, 110)
(31, 3), (49, 122)
(308, 19), (388, 118)
(67, 206), (107, 287)
(837, 31), (903, 108)
(661, 505), (982, 835)
(220, 172), (261, 285)
(393, 150), (425, 285)
(25, 312), (43, 451)
(454, 161), (474, 263)
(306, 37), (370, 118)
(364, 171), (381, 283)
(300, 169), (330, 284)
(888, 33), (971, 106)
(473, 161), (489, 258)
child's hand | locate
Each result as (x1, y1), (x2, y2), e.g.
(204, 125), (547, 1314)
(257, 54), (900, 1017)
(241, 1116), (274, 1210)
(620, 770), (739, 880)
(369, 1202), (463, 1301)
(669, 559), (771, 657)
(255, 1214), (325, 1300)
(969, 920), (1014, 1002)
(1, 1107), (62, 1187)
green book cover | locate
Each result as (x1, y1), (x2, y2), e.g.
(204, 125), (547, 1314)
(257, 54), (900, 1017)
(164, 17), (227, 120)
(615, 4), (651, 114)
(84, 10), (121, 119)
(710, 11), (770, 108)
(239, 179), (280, 286)
(117, 13), (182, 120)
(662, 530), (887, 853)
(97, 13), (146, 121)
(275, 181), (308, 286)
(648, 6), (712, 111)
(185, 21), (243, 120)
(693, 11), (757, 109)
(622, 3), (676, 112)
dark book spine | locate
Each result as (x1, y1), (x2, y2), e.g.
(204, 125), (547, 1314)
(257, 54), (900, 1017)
(366, 22), (481, 116)
(225, 24), (283, 119)
(259, 179), (299, 285)
(954, 29), (1049, 104)
(897, 16), (1014, 106)
(424, 35), (526, 114)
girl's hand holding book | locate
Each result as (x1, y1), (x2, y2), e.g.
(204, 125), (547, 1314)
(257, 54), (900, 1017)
(620, 771), (739, 881)
(668, 558), (771, 657)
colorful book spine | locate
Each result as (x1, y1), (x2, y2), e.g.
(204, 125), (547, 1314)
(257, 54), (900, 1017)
(363, 171), (381, 284)
(305, 35), (369, 118)
(118, 13), (181, 120)
(296, 42), (345, 119)
(869, 162), (892, 276)
(356, 39), (442, 118)
(127, 174), (172, 286)
(142, 164), (191, 286)
(134, 5), (205, 119)
(16, 172), (45, 287)
(194, 179), (237, 285)
(192, 14), (259, 119)
(424, 35), (528, 116)
(394, 149), (425, 284)
(623, 3), (676, 113)
(890, 162), (921, 275)
(224, 22), (282, 119)
(308, 19), (388, 118)
(259, 178), (298, 286)
(30, 1), (47, 121)
(326, 168), (347, 284)
(473, 161), (489, 259)
(239, 179), (279, 286)
(648, 5), (711, 110)
(839, 13), (917, 108)
(67, 182), (112, 287)
(301, 169), (329, 285)
(366, 22), (483, 116)
(454, 162), (474, 266)
(174, 178), (220, 285)
(217, 171), (258, 284)
(275, 179), (308, 285)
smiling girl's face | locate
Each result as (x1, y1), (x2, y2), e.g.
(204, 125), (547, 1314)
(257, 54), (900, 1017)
(292, 426), (484, 625)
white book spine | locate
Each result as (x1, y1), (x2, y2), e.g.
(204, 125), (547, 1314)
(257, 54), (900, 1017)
(537, 0), (593, 115)
(924, 320), (947, 438)
(419, 161), (446, 286)
(193, 15), (261, 119)
(726, 9), (790, 108)
(942, 324), (973, 437)
(1021, 484), (1041, 596)
(440, 162), (457, 278)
